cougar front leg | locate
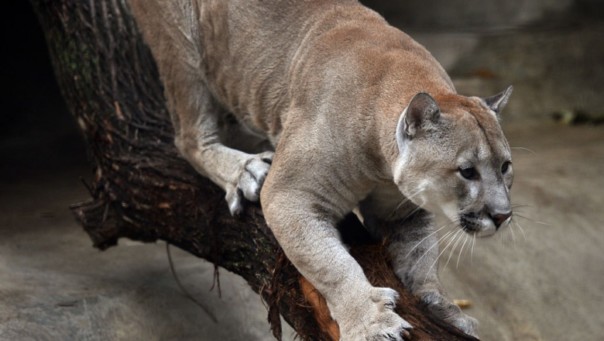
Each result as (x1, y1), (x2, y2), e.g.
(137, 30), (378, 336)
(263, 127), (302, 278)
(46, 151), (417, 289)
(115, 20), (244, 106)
(262, 189), (412, 340)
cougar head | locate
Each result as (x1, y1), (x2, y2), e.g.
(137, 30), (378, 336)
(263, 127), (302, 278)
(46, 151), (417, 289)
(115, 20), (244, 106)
(393, 87), (514, 237)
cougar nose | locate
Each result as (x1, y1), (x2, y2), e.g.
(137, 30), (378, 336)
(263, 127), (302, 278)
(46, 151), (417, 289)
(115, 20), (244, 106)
(490, 212), (512, 229)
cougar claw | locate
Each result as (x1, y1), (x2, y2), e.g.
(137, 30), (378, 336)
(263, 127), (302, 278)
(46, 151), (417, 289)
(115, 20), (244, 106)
(226, 151), (273, 215)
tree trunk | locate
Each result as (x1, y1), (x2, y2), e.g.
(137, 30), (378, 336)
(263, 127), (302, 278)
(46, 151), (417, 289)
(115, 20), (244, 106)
(30, 1), (476, 340)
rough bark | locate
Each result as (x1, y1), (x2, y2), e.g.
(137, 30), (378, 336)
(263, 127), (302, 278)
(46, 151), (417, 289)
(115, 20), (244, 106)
(30, 0), (476, 340)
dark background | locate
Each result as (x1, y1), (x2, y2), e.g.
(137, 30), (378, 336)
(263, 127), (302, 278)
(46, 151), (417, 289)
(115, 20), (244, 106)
(1, 1), (86, 182)
(2, 1), (71, 137)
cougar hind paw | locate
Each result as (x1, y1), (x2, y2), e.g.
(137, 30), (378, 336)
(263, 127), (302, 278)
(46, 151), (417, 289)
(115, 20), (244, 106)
(420, 290), (478, 338)
(226, 151), (273, 215)
(449, 313), (478, 338)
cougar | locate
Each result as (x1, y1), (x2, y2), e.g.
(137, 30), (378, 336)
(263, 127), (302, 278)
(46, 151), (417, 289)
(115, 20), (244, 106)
(129, 0), (514, 339)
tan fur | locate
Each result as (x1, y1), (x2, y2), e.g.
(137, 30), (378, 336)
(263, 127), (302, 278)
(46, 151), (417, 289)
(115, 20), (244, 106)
(129, 1), (513, 339)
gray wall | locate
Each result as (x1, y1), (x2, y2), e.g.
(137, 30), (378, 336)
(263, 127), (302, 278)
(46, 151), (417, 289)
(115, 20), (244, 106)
(364, 0), (604, 121)
(366, 0), (573, 30)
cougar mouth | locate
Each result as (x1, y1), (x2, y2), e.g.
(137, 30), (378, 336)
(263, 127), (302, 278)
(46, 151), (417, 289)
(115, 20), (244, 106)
(460, 212), (496, 238)
(460, 213), (479, 232)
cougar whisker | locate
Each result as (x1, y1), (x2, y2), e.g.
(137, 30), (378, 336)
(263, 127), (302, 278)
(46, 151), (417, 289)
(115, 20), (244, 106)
(424, 229), (463, 284)
(404, 221), (451, 258)
(456, 233), (471, 268)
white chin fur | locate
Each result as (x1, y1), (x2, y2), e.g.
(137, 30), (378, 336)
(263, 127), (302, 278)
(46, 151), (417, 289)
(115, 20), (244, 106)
(476, 227), (497, 238)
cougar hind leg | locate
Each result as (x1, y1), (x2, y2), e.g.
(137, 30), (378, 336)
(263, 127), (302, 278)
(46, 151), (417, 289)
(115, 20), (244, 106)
(129, 0), (273, 215)
(218, 113), (274, 154)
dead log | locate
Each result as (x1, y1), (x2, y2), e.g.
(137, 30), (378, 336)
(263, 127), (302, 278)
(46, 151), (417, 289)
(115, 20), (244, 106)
(30, 0), (477, 339)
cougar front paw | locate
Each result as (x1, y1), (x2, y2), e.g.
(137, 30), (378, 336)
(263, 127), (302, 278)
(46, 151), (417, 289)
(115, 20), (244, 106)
(420, 291), (478, 337)
(340, 287), (412, 341)
(226, 151), (273, 215)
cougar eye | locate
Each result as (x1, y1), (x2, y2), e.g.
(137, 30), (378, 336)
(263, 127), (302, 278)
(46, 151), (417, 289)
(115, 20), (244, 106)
(501, 161), (512, 174)
(458, 167), (479, 180)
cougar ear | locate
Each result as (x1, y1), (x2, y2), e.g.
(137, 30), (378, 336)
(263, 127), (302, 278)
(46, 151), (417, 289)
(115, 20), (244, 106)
(484, 85), (513, 115)
(396, 92), (440, 146)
